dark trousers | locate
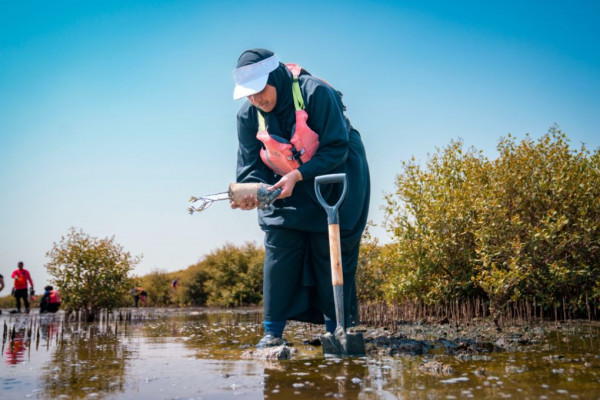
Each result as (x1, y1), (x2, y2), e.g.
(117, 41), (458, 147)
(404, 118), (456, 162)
(262, 226), (362, 327)
(41, 302), (60, 313)
(14, 288), (29, 312)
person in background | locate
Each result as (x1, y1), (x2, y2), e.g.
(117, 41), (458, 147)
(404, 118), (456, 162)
(231, 49), (370, 347)
(139, 289), (148, 307)
(0, 273), (4, 315)
(130, 288), (140, 307)
(11, 261), (34, 314)
(40, 285), (61, 313)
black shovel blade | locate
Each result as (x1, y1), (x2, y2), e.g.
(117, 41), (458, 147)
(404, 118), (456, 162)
(321, 330), (365, 356)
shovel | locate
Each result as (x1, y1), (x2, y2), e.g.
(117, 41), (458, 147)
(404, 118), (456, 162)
(315, 173), (366, 356)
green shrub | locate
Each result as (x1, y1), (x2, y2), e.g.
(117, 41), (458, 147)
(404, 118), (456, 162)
(381, 127), (600, 320)
(45, 228), (141, 321)
(184, 242), (264, 307)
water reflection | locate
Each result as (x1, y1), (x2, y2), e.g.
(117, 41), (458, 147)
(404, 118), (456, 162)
(4, 321), (29, 365)
(263, 358), (369, 399)
(157, 310), (325, 361)
(36, 317), (61, 349)
(39, 317), (133, 399)
(1, 310), (600, 399)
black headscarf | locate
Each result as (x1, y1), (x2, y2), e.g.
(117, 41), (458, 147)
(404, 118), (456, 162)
(235, 48), (274, 68)
(236, 48), (296, 139)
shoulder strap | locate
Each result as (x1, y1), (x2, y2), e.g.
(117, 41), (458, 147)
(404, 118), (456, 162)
(257, 110), (266, 131)
(285, 63), (302, 77)
(291, 78), (305, 111)
(285, 63), (305, 112)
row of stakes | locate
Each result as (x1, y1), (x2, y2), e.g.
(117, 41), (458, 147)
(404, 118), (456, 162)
(1, 309), (158, 357)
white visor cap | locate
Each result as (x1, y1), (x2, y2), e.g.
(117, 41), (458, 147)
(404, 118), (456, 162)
(232, 54), (279, 100)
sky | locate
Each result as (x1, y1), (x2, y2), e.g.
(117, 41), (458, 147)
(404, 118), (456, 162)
(1, 0), (599, 289)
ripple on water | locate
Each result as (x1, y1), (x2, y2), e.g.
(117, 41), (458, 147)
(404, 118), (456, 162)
(439, 377), (469, 384)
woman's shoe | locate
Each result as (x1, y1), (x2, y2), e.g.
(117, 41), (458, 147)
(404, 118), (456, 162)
(255, 333), (284, 348)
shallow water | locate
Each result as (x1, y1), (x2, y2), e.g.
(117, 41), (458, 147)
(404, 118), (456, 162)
(1, 308), (600, 399)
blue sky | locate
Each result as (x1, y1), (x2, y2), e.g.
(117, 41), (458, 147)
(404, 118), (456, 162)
(1, 0), (599, 288)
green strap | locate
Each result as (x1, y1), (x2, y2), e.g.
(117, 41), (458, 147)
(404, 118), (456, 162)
(257, 111), (266, 131)
(292, 78), (305, 111)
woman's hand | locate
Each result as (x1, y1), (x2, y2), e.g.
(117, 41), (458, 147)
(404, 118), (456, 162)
(270, 169), (303, 199)
(230, 194), (259, 210)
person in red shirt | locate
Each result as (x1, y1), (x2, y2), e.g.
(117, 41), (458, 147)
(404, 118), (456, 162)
(11, 261), (34, 314)
(0, 273), (4, 315)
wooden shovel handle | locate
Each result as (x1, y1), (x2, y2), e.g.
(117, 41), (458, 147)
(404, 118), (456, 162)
(328, 223), (344, 286)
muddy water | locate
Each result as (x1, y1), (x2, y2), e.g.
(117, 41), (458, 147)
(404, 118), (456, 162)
(1, 308), (600, 399)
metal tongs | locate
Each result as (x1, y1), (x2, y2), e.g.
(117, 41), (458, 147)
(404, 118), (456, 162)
(188, 191), (230, 214)
(188, 183), (281, 214)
